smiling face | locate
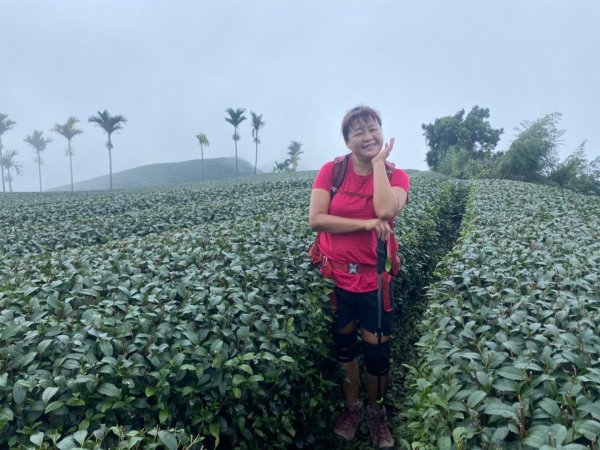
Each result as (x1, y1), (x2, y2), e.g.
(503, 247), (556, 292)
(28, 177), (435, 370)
(345, 117), (384, 162)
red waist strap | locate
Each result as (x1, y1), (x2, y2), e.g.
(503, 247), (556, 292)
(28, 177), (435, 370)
(325, 260), (394, 313)
(322, 257), (378, 275)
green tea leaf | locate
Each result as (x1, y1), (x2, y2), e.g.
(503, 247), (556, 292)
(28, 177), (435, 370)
(483, 403), (518, 421)
(98, 383), (121, 397)
(45, 400), (65, 414)
(29, 431), (44, 446)
(99, 341), (113, 357)
(239, 364), (253, 375)
(496, 366), (524, 381)
(233, 374), (245, 386)
(159, 409), (168, 424)
(0, 406), (14, 422)
(12, 381), (27, 405)
(576, 420), (600, 440)
(56, 436), (77, 450)
(158, 430), (177, 450)
(42, 386), (60, 403)
(579, 402), (600, 420)
(73, 430), (87, 445)
(210, 339), (224, 353)
(538, 397), (561, 419)
(548, 424), (567, 445)
(466, 390), (486, 408)
(438, 435), (451, 450)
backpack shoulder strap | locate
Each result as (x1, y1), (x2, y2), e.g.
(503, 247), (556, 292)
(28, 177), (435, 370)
(331, 156), (393, 197)
(384, 161), (395, 180)
(384, 162), (410, 203)
(330, 154), (350, 198)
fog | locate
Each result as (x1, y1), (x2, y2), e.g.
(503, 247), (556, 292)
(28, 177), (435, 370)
(1, 0), (599, 192)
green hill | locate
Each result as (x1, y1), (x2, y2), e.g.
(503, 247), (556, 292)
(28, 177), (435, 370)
(49, 156), (260, 191)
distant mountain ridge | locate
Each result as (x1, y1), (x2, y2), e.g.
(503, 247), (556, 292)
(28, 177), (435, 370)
(49, 157), (260, 191)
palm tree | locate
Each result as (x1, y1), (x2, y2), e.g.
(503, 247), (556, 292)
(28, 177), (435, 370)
(250, 112), (265, 175)
(88, 110), (127, 190)
(225, 108), (247, 178)
(0, 151), (7, 192)
(273, 159), (291, 173)
(53, 117), (83, 192)
(24, 131), (52, 192)
(195, 133), (210, 182)
(0, 113), (16, 193)
(0, 149), (23, 192)
(287, 140), (303, 171)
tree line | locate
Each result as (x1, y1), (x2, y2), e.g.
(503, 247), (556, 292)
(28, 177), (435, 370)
(6, 105), (596, 195)
(0, 108), (304, 192)
(210, 108), (304, 179)
(422, 106), (600, 195)
(0, 110), (125, 193)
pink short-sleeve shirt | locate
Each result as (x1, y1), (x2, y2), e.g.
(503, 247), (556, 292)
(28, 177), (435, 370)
(312, 156), (410, 292)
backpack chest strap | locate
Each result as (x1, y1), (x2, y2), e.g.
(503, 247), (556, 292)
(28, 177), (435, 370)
(322, 257), (378, 275)
(335, 190), (373, 199)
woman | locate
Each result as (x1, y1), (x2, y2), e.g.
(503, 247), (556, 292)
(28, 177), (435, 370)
(308, 106), (410, 448)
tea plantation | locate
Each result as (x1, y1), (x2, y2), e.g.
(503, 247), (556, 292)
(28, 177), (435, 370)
(1, 172), (598, 449)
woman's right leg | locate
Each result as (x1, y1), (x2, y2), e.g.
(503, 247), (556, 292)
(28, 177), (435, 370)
(333, 319), (365, 441)
(336, 320), (359, 403)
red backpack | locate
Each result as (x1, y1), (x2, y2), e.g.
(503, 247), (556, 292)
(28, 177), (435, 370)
(308, 154), (401, 276)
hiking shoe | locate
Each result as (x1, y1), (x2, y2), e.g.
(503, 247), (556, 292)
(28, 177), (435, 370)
(367, 405), (395, 449)
(333, 400), (364, 441)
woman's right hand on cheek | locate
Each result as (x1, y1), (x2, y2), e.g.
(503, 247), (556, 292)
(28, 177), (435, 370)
(364, 218), (391, 241)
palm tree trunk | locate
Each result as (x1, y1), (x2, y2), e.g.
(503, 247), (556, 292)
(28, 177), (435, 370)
(234, 134), (239, 179)
(201, 145), (204, 182)
(37, 153), (42, 192)
(254, 140), (258, 175)
(108, 135), (113, 190)
(7, 168), (12, 193)
(69, 140), (74, 192)
(109, 148), (113, 190)
(0, 137), (5, 192)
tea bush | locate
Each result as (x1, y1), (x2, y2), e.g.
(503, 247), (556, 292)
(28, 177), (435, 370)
(401, 180), (600, 449)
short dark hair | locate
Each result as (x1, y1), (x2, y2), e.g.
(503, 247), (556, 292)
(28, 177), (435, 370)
(341, 106), (382, 143)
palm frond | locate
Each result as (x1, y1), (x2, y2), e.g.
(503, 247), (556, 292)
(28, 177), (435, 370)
(0, 113), (16, 135)
(24, 130), (52, 152)
(53, 116), (84, 140)
(196, 133), (209, 146)
(1, 149), (24, 175)
(250, 112), (265, 129)
(287, 140), (303, 154)
(250, 111), (265, 140)
(89, 110), (127, 134)
(225, 108), (247, 127)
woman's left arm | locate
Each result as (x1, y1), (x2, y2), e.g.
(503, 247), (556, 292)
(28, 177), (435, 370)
(372, 138), (408, 220)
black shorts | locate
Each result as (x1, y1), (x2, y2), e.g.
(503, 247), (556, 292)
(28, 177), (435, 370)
(332, 286), (394, 336)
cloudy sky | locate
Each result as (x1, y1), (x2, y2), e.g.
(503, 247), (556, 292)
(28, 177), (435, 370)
(1, 0), (599, 192)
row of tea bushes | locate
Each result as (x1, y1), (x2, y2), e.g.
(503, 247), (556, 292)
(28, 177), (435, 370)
(1, 202), (338, 449)
(0, 178), (312, 256)
(400, 180), (600, 449)
(387, 176), (470, 445)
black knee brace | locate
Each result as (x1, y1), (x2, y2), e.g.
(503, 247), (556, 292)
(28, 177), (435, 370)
(363, 341), (391, 376)
(333, 330), (357, 363)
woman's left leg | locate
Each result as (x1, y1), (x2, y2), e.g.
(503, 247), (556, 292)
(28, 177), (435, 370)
(361, 330), (391, 410)
(357, 287), (395, 448)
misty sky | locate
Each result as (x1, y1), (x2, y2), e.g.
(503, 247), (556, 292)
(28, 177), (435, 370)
(1, 0), (599, 192)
